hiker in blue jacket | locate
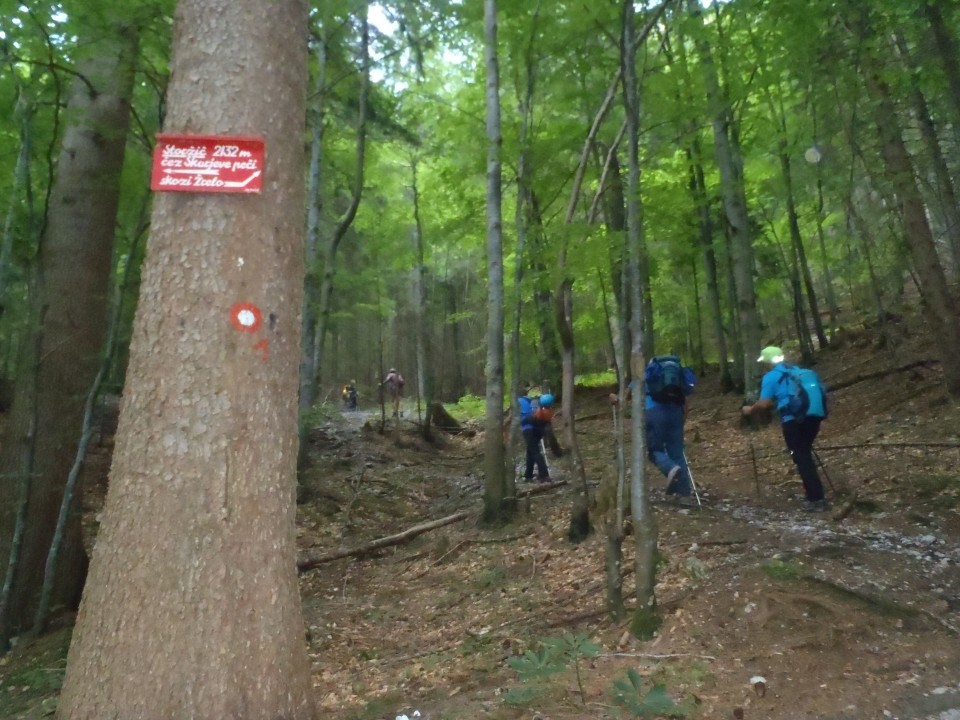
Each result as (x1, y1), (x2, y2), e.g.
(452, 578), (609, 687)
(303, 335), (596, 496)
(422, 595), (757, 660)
(518, 390), (554, 483)
(742, 345), (829, 512)
(643, 356), (697, 507)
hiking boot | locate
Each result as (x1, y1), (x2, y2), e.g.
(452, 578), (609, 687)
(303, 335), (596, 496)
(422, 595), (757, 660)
(804, 499), (830, 513)
(537, 476), (553, 484)
(676, 495), (699, 509)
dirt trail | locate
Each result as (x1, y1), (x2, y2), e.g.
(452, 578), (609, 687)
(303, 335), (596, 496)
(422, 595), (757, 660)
(296, 321), (960, 720)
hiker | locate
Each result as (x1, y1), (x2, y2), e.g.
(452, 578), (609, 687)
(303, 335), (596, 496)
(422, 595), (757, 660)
(342, 380), (358, 410)
(518, 390), (555, 483)
(608, 357), (697, 505)
(742, 345), (830, 512)
(381, 368), (405, 417)
(643, 355), (698, 506)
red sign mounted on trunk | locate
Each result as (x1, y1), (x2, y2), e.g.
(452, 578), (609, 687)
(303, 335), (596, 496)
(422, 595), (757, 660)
(150, 134), (264, 194)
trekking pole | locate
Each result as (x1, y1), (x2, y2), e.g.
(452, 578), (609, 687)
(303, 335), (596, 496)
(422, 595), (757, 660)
(540, 438), (551, 478)
(682, 450), (702, 509)
(812, 448), (836, 493)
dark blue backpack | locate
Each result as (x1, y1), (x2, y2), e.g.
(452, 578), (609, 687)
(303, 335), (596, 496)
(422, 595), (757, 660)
(777, 364), (827, 422)
(645, 356), (696, 404)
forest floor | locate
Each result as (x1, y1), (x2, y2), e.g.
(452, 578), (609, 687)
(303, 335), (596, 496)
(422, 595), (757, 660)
(2, 311), (960, 720)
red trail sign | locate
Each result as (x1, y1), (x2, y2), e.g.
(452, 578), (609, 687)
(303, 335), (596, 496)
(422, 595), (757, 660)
(150, 134), (264, 194)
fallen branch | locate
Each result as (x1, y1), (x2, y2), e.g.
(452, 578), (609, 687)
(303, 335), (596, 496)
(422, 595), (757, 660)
(826, 359), (938, 392)
(410, 533), (532, 579)
(817, 442), (960, 450)
(297, 511), (470, 572)
(517, 479), (569, 497)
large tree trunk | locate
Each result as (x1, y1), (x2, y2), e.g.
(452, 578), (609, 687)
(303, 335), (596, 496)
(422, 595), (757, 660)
(0, 26), (138, 646)
(481, 0), (510, 523)
(57, 1), (316, 717)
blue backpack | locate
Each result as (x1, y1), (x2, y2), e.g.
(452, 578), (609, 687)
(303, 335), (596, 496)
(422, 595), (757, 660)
(777, 364), (827, 422)
(645, 356), (696, 404)
(518, 395), (540, 426)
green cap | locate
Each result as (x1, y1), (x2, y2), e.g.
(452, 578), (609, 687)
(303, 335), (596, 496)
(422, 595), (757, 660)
(757, 346), (784, 363)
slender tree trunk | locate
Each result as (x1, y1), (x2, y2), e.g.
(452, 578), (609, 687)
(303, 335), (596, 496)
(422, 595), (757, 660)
(299, 31), (328, 413)
(0, 90), (33, 314)
(0, 26), (139, 644)
(410, 157), (431, 439)
(313, 4), (369, 387)
(779, 143), (826, 350)
(57, 1), (315, 716)
(688, 140), (731, 388)
(894, 32), (960, 275)
(554, 280), (591, 541)
(621, 0), (658, 639)
(809, 92), (840, 338)
(861, 63), (960, 395)
(689, 0), (758, 392)
(481, 0), (510, 523)
(924, 2), (960, 148)
(507, 4), (542, 486)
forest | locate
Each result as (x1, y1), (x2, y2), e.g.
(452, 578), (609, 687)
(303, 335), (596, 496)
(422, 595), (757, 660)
(1, 0), (959, 718)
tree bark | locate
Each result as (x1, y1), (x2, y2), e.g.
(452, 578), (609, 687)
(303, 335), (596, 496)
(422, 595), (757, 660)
(862, 66), (960, 396)
(481, 0), (510, 522)
(689, 0), (759, 393)
(57, 1), (316, 717)
(0, 25), (138, 645)
(893, 32), (960, 275)
(622, 0), (658, 639)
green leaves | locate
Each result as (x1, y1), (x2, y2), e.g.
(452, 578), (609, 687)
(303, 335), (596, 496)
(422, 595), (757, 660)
(612, 668), (688, 719)
(506, 646), (567, 681)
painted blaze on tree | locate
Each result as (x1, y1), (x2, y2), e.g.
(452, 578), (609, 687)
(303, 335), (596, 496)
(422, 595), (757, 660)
(57, 1), (317, 719)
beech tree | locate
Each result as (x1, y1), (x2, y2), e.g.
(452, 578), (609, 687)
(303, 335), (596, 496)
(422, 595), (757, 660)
(482, 0), (510, 522)
(57, 0), (316, 717)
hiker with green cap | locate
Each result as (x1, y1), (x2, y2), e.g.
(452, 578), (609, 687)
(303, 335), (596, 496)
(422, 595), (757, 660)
(742, 346), (830, 512)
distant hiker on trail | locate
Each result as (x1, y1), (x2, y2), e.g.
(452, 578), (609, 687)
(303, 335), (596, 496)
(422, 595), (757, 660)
(518, 389), (555, 483)
(742, 345), (830, 512)
(381, 368), (405, 417)
(341, 380), (358, 410)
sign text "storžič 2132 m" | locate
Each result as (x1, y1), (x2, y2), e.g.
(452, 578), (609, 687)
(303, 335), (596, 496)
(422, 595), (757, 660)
(150, 134), (265, 194)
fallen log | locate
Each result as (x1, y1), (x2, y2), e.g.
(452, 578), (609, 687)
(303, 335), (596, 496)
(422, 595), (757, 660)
(297, 510), (470, 572)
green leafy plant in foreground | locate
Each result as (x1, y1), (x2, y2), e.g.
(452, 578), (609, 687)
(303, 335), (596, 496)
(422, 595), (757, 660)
(505, 632), (601, 706)
(612, 667), (689, 718)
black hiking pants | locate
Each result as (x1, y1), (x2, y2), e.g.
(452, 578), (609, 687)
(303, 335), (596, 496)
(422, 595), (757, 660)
(781, 417), (824, 502)
(522, 426), (549, 480)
